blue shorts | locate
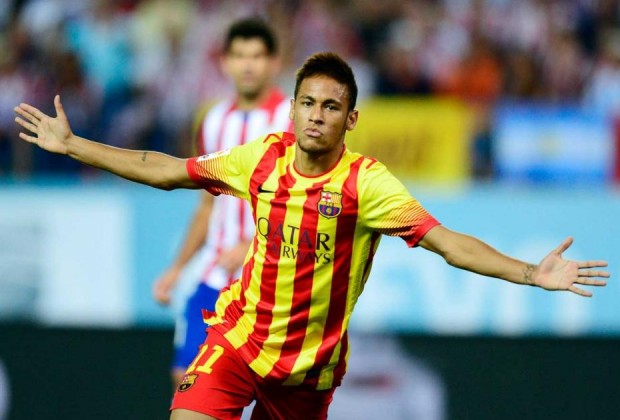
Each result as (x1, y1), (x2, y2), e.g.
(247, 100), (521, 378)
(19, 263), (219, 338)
(173, 282), (221, 369)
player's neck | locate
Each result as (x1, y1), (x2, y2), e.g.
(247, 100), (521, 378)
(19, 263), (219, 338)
(236, 87), (273, 111)
(294, 144), (345, 177)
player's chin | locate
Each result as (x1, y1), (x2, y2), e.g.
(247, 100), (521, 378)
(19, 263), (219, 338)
(297, 138), (325, 154)
(238, 82), (262, 96)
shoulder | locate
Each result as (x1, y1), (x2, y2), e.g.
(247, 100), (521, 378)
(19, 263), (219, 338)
(232, 132), (293, 156)
(261, 131), (296, 146)
(241, 131), (295, 161)
(342, 148), (382, 174)
(342, 149), (400, 196)
(205, 98), (235, 119)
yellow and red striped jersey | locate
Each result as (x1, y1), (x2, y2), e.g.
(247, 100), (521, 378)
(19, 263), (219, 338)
(186, 132), (439, 390)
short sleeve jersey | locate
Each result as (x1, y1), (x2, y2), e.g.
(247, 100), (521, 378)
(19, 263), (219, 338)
(186, 132), (440, 390)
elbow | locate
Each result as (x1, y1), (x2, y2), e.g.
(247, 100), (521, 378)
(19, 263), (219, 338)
(152, 168), (186, 191)
(443, 250), (467, 270)
(155, 176), (199, 191)
(443, 252), (459, 268)
(155, 180), (177, 191)
(143, 175), (178, 191)
(141, 156), (187, 191)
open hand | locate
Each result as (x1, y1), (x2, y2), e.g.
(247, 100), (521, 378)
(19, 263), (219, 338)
(534, 237), (609, 297)
(14, 95), (73, 155)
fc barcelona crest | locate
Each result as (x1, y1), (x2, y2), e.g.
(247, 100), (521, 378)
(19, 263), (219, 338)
(178, 374), (198, 392)
(318, 190), (342, 218)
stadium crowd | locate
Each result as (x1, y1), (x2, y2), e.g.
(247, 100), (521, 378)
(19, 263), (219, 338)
(1, 0), (619, 178)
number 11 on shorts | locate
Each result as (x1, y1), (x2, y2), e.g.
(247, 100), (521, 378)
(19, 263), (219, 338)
(187, 343), (224, 374)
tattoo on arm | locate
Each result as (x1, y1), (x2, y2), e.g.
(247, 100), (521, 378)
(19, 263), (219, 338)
(141, 152), (147, 162)
(523, 263), (536, 286)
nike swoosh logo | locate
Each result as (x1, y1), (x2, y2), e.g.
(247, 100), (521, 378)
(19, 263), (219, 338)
(258, 184), (275, 194)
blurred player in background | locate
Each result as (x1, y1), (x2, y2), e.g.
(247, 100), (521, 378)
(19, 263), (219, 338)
(151, 17), (293, 391)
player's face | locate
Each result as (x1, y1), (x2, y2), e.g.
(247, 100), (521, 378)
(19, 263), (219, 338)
(222, 38), (278, 99)
(290, 75), (358, 157)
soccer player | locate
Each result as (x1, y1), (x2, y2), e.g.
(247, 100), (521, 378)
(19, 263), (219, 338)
(151, 18), (293, 391)
(14, 52), (609, 420)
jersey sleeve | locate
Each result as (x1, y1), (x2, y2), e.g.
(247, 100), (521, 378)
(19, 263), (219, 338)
(358, 160), (440, 247)
(186, 136), (268, 200)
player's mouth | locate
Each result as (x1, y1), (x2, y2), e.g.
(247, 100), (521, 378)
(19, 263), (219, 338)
(240, 77), (257, 86)
(303, 128), (322, 138)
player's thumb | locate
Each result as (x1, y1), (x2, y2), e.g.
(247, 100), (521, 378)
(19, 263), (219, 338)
(555, 236), (574, 256)
(54, 94), (66, 119)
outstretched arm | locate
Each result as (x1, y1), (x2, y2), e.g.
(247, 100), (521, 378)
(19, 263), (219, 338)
(418, 225), (609, 297)
(14, 95), (200, 190)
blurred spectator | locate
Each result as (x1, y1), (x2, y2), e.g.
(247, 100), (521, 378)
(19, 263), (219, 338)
(374, 2), (434, 96)
(437, 33), (503, 102)
(0, 22), (32, 176)
(32, 50), (100, 174)
(126, 0), (196, 155)
(542, 30), (589, 103)
(437, 32), (503, 180)
(64, 0), (133, 146)
(502, 49), (545, 100)
(2, 0), (620, 179)
(583, 28), (620, 117)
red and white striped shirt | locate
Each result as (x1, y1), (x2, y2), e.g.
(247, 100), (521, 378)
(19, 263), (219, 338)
(196, 89), (293, 290)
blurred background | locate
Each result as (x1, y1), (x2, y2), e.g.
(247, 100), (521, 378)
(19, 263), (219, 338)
(1, 0), (619, 419)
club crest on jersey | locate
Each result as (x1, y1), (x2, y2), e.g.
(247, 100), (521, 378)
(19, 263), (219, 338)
(318, 190), (342, 218)
(178, 374), (198, 392)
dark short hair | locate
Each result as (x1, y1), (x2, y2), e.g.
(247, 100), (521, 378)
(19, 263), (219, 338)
(294, 52), (358, 110)
(224, 18), (277, 55)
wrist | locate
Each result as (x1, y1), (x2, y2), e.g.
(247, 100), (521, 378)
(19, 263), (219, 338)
(169, 264), (183, 276)
(64, 133), (81, 157)
(523, 263), (537, 286)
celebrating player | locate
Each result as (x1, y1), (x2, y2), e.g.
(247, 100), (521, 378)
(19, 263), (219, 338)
(14, 52), (609, 420)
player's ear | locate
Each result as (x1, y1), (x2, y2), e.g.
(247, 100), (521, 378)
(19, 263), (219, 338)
(345, 109), (358, 131)
(289, 98), (295, 121)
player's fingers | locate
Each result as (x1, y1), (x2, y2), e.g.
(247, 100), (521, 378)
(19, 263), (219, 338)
(16, 103), (45, 121)
(577, 268), (610, 278)
(152, 286), (169, 303)
(14, 116), (38, 134)
(554, 237), (573, 256)
(577, 260), (608, 269)
(19, 132), (39, 144)
(13, 105), (40, 125)
(155, 297), (169, 306)
(576, 277), (607, 286)
(568, 285), (592, 297)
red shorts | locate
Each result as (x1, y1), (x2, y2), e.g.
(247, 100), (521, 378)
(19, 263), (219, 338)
(170, 328), (335, 420)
